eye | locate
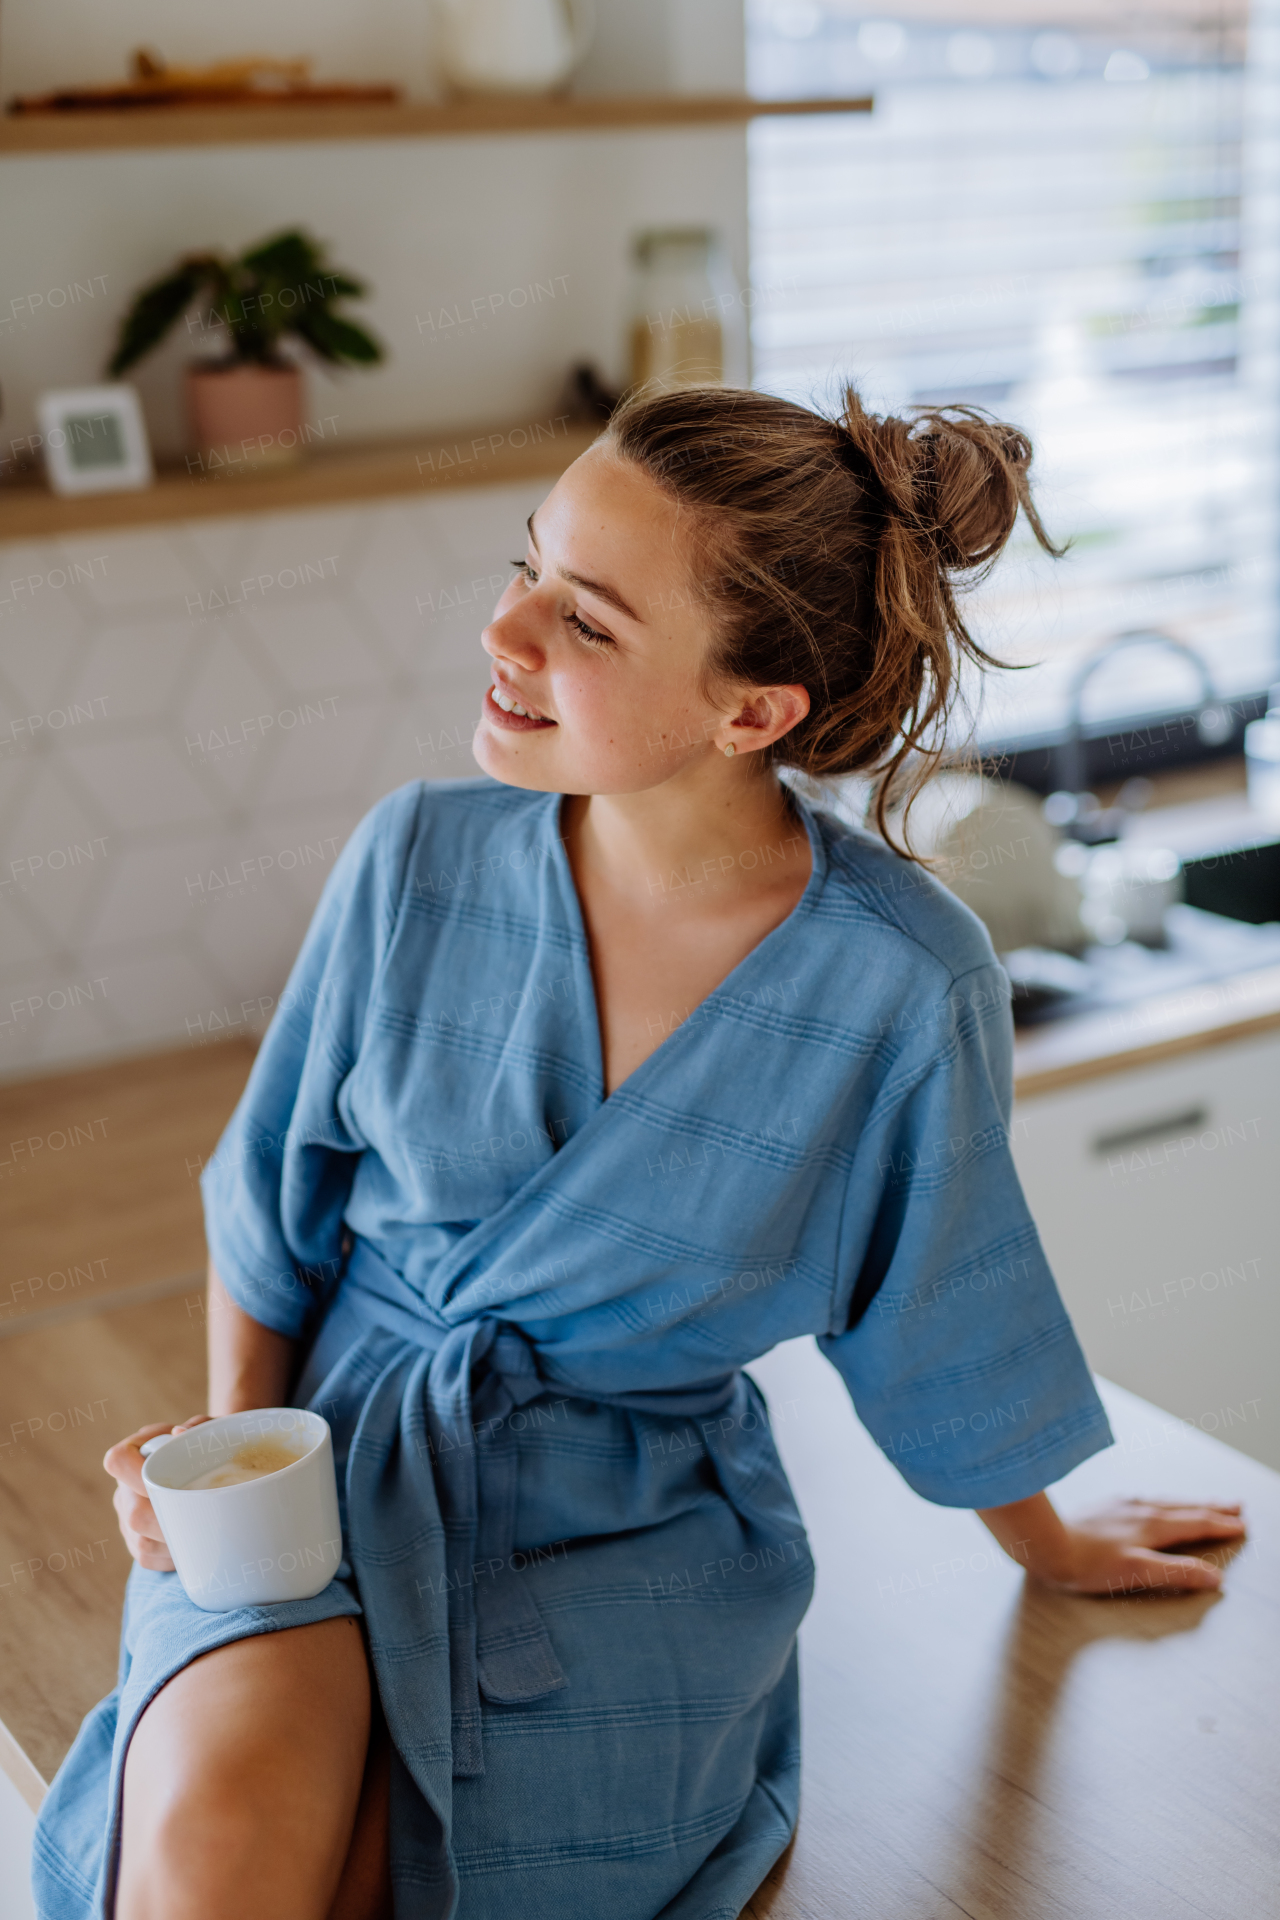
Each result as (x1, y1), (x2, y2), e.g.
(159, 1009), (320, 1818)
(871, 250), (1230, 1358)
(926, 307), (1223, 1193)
(565, 610), (615, 648)
(509, 557), (613, 646)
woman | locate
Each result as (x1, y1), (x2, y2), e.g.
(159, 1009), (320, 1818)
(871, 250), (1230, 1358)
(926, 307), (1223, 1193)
(34, 386), (1243, 1920)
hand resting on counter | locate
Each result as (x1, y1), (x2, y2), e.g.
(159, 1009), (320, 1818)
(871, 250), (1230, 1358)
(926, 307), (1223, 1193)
(979, 1491), (1247, 1595)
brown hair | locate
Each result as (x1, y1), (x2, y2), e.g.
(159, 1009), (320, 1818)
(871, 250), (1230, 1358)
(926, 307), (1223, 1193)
(605, 383), (1062, 854)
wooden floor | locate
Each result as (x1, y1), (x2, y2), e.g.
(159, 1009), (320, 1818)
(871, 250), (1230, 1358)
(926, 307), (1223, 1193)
(0, 1039), (255, 1332)
(0, 1041), (253, 1794)
(1, 1042), (1278, 1919)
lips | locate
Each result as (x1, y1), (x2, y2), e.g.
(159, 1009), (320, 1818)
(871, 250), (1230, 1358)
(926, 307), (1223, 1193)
(485, 681), (556, 732)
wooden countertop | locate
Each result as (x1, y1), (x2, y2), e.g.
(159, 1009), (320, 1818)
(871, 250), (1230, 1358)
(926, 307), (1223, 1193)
(0, 1040), (256, 1335)
(1012, 958), (1280, 1098)
(745, 1344), (1278, 1920)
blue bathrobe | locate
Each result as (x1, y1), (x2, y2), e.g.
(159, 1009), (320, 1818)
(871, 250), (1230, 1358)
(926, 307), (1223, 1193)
(33, 779), (1112, 1920)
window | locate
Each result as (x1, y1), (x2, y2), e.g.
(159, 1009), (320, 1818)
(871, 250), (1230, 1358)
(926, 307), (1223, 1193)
(747, 2), (1277, 765)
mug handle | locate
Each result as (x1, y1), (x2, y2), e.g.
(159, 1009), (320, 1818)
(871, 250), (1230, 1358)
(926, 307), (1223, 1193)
(566, 0), (596, 66)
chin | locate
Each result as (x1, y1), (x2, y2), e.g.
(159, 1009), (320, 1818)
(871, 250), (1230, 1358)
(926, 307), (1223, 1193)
(470, 714), (565, 793)
(471, 699), (699, 797)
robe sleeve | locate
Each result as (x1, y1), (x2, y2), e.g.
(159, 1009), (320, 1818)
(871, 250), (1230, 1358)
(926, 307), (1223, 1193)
(819, 960), (1114, 1508)
(199, 784), (421, 1339)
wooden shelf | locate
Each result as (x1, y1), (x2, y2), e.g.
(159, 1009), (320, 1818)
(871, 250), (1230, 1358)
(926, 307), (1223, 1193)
(0, 416), (600, 540)
(0, 92), (872, 155)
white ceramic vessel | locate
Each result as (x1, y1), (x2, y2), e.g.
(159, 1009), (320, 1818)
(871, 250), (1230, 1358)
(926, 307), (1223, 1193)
(436, 0), (594, 95)
(142, 1408), (342, 1612)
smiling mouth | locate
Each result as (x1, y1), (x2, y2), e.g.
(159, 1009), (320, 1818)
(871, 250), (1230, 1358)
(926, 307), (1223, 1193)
(486, 683), (556, 730)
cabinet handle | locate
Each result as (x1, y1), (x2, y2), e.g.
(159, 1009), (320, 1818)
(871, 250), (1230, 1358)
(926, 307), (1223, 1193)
(1091, 1106), (1209, 1156)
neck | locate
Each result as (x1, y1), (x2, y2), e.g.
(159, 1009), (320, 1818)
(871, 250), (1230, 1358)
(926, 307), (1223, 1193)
(564, 763), (809, 908)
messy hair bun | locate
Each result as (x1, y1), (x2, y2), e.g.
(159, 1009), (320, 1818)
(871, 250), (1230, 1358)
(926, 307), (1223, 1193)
(605, 383), (1062, 853)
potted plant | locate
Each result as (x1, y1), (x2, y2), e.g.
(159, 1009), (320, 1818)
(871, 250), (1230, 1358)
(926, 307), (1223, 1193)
(107, 229), (383, 468)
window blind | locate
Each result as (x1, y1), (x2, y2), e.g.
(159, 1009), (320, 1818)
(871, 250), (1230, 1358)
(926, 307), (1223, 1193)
(746, 2), (1279, 756)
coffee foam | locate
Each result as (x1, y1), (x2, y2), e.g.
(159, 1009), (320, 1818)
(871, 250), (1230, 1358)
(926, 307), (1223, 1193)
(185, 1437), (306, 1490)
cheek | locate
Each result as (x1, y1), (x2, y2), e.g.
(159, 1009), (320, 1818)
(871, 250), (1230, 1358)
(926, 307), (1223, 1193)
(565, 670), (713, 782)
(561, 676), (654, 755)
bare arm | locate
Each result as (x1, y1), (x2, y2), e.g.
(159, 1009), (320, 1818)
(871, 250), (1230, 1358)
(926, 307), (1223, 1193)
(977, 1488), (1245, 1596)
(104, 1261), (300, 1569)
(206, 1262), (297, 1414)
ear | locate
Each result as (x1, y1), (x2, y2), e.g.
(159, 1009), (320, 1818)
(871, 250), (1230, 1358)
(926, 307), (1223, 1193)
(718, 684), (810, 757)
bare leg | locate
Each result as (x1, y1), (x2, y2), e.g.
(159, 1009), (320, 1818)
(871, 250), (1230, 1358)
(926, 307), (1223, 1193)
(328, 1692), (392, 1920)
(117, 1616), (376, 1920)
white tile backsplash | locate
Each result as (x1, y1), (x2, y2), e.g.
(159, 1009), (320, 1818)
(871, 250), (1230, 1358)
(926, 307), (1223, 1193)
(65, 733), (222, 835)
(66, 617), (198, 725)
(0, 590), (89, 715)
(0, 481), (549, 1079)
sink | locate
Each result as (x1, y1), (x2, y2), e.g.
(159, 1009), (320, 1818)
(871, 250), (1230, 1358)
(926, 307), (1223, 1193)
(1006, 902), (1280, 1026)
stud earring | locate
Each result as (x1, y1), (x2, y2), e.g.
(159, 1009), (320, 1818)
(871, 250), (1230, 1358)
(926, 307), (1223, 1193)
(723, 742), (736, 757)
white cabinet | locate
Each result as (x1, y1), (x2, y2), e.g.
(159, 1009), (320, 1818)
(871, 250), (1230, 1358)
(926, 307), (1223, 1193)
(1011, 1030), (1280, 1471)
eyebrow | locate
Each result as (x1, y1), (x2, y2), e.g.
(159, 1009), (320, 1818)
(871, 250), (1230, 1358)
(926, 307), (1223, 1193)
(526, 512), (642, 624)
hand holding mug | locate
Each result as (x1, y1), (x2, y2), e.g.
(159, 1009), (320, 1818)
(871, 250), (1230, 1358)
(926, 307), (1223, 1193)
(104, 1418), (212, 1571)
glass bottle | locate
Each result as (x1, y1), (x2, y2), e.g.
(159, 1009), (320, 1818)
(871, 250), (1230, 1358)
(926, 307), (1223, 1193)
(628, 228), (747, 391)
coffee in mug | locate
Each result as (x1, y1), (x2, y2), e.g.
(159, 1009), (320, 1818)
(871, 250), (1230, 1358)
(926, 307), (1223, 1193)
(184, 1437), (305, 1489)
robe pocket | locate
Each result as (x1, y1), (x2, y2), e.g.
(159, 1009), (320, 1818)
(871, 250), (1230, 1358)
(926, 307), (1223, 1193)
(475, 1582), (569, 1703)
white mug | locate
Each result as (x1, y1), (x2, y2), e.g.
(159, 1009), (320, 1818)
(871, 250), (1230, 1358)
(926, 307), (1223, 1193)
(141, 1409), (342, 1612)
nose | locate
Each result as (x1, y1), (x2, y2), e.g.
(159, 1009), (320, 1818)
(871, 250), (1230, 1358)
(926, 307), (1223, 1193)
(482, 594), (546, 672)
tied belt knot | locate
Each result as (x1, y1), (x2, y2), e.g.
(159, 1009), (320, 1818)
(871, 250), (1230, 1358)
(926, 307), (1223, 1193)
(338, 1236), (738, 1778)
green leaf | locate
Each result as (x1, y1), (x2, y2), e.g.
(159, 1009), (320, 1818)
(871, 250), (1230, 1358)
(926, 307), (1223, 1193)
(109, 230), (383, 375)
(107, 260), (216, 376)
(293, 308), (384, 367)
(240, 228), (320, 269)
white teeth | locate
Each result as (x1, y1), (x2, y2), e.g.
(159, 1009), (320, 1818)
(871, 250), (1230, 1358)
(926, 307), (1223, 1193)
(493, 686), (541, 719)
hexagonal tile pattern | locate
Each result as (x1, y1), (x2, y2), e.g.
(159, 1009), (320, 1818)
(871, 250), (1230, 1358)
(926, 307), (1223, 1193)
(65, 618), (199, 728)
(0, 483), (528, 1078)
(1, 760), (113, 949)
(62, 734), (220, 836)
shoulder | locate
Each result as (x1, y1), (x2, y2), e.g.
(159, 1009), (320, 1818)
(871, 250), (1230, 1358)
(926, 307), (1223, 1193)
(339, 777), (558, 902)
(810, 805), (998, 988)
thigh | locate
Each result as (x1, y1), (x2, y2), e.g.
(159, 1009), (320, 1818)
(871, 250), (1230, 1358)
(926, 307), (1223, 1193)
(117, 1615), (372, 1920)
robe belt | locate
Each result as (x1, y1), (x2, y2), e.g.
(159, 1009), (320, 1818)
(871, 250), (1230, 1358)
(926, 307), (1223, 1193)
(339, 1235), (740, 1777)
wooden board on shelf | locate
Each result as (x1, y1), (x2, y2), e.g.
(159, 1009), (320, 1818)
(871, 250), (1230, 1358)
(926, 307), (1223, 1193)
(0, 418), (600, 541)
(0, 92), (873, 155)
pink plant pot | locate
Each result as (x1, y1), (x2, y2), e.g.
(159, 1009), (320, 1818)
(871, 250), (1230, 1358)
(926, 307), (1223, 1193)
(186, 363), (305, 472)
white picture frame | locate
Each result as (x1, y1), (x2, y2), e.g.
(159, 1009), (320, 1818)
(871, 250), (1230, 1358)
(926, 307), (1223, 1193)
(36, 384), (153, 496)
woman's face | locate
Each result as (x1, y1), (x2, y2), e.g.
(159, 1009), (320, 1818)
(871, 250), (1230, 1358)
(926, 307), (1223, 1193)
(472, 445), (804, 795)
